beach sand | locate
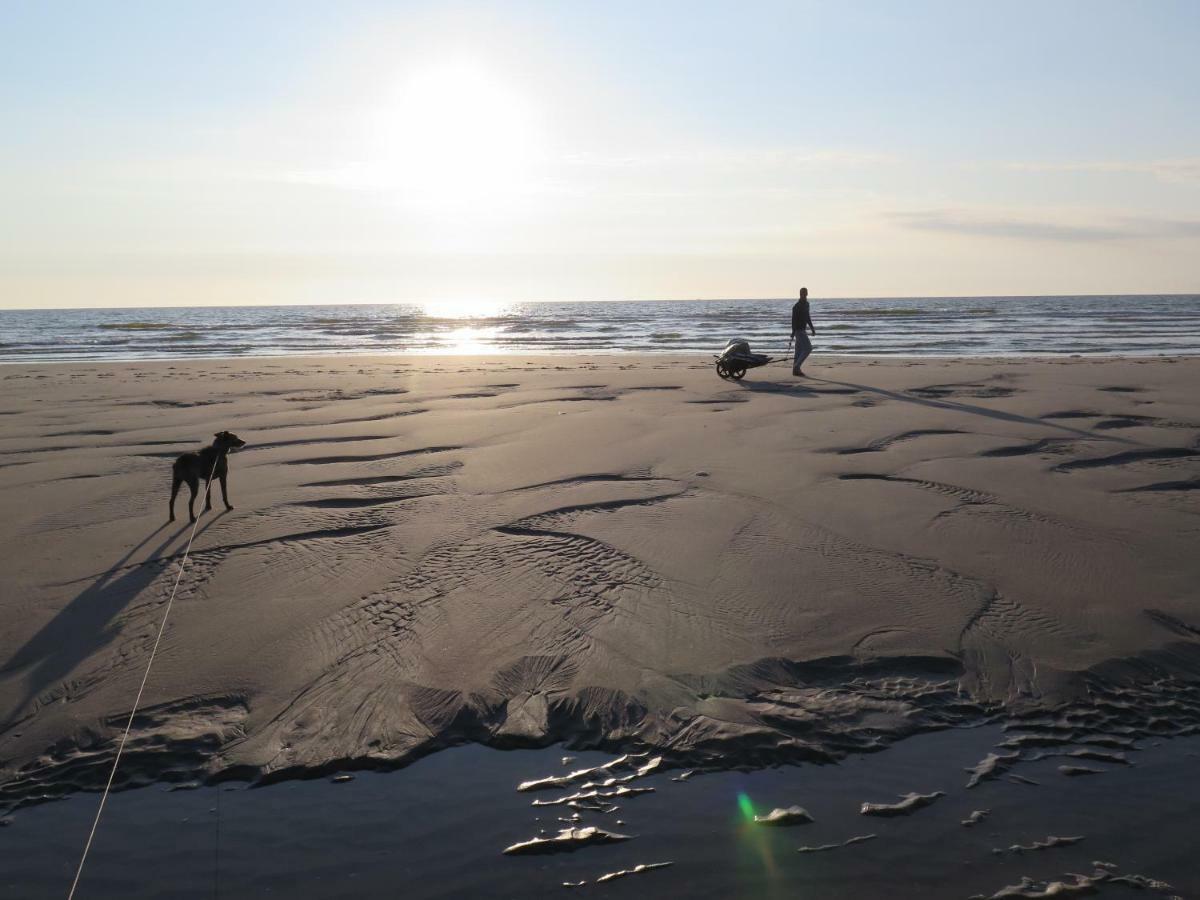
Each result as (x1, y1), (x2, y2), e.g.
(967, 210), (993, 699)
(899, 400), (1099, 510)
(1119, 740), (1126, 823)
(2, 354), (1199, 809)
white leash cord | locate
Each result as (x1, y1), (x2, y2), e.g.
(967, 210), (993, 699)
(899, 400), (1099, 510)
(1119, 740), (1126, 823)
(67, 456), (220, 899)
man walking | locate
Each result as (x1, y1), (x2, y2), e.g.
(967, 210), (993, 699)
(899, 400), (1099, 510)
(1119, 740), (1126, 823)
(791, 287), (816, 376)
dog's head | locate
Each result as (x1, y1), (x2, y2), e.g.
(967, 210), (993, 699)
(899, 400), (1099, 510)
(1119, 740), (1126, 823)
(213, 431), (247, 452)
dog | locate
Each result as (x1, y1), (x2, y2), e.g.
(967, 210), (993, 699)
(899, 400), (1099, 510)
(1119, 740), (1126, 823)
(169, 431), (247, 523)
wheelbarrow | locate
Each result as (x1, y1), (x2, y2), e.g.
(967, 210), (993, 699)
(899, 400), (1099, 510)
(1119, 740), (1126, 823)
(714, 339), (773, 380)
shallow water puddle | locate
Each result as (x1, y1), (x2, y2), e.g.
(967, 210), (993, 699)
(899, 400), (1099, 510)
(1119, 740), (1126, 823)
(3, 726), (1197, 898)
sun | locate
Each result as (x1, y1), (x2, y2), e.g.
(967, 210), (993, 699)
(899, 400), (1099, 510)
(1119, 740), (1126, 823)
(374, 59), (542, 212)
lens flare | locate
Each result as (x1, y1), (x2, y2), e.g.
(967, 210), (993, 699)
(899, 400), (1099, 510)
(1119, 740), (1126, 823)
(737, 792), (756, 822)
(735, 790), (779, 882)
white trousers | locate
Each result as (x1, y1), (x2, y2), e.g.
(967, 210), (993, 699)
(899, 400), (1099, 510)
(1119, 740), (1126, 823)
(793, 333), (813, 374)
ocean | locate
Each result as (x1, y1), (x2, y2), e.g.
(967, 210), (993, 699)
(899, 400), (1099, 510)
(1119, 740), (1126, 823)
(1, 295), (1198, 362)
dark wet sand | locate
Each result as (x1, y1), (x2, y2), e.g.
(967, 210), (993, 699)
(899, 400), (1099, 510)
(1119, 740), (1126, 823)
(3, 726), (1197, 898)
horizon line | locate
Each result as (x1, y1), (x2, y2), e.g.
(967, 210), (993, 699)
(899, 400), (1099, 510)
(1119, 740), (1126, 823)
(4, 291), (1199, 313)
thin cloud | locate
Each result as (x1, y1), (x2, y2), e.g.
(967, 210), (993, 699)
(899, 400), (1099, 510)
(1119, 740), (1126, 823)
(1002, 158), (1200, 185)
(890, 209), (1200, 243)
(276, 147), (898, 188)
(557, 148), (899, 170)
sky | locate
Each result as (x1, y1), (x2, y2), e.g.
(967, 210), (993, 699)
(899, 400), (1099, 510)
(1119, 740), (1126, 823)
(1, 0), (1198, 309)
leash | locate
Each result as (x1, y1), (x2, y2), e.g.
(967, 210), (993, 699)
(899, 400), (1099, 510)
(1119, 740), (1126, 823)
(213, 785), (221, 900)
(67, 453), (222, 899)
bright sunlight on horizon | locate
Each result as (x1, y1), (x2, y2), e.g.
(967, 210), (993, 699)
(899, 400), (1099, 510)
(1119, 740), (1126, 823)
(1, 1), (1198, 309)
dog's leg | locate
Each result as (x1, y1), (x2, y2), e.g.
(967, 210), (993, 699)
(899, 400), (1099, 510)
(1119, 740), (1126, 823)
(219, 472), (234, 511)
(169, 476), (181, 522)
(204, 475), (214, 512)
(187, 477), (200, 522)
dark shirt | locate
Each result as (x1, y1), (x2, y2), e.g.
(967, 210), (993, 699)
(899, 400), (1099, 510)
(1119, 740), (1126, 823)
(791, 299), (813, 335)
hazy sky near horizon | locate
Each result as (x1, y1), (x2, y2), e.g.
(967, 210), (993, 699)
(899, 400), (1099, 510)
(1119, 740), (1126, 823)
(2, 0), (1198, 309)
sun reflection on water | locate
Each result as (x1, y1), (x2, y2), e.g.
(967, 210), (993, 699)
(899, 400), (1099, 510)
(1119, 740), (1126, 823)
(409, 299), (512, 353)
(419, 298), (511, 319)
(439, 325), (501, 354)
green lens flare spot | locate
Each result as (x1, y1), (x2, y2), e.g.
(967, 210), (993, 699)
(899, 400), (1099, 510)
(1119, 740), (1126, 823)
(737, 792), (756, 822)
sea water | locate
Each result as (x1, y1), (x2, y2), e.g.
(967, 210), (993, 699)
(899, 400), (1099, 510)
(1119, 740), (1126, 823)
(1, 295), (1198, 362)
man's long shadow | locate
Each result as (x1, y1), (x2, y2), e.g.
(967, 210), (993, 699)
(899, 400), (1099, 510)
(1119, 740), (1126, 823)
(737, 375), (1141, 446)
(2, 513), (226, 727)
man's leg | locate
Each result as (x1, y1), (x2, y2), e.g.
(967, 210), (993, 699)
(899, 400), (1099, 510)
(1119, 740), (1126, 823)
(794, 333), (812, 375)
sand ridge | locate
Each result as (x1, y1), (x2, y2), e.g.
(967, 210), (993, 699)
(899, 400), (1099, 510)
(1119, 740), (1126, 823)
(1, 354), (1198, 808)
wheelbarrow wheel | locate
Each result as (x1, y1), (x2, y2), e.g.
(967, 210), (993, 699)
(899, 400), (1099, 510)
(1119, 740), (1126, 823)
(727, 364), (747, 380)
(715, 360), (732, 379)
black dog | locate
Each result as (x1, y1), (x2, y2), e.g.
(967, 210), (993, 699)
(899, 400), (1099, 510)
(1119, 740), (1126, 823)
(169, 431), (247, 523)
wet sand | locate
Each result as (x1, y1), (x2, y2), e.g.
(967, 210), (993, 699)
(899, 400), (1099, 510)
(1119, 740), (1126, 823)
(1, 354), (1198, 876)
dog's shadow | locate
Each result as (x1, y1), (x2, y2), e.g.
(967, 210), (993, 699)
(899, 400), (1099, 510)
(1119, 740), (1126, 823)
(2, 513), (226, 727)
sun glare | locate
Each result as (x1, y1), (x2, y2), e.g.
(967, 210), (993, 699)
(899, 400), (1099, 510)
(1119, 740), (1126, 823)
(375, 60), (543, 212)
(420, 297), (511, 318)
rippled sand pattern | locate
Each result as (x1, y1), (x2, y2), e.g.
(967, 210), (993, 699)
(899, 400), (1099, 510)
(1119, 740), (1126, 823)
(0, 354), (1197, 810)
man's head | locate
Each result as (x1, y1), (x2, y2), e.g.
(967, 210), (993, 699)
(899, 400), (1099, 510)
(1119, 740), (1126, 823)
(799, 287), (808, 300)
